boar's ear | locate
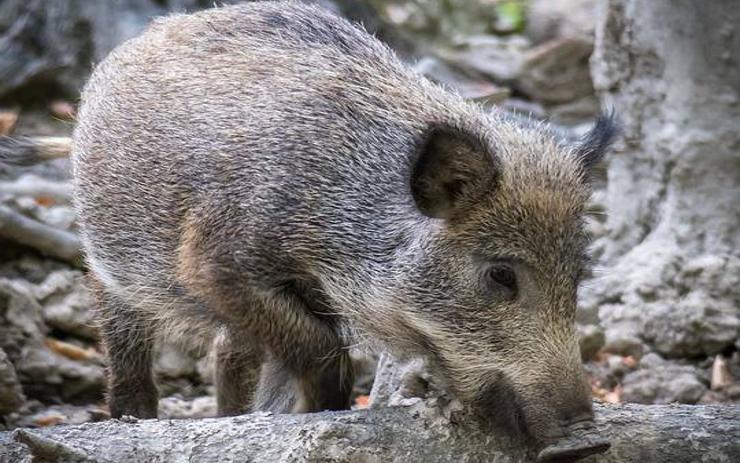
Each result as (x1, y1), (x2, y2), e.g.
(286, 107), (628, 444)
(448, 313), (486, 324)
(411, 125), (496, 219)
(575, 111), (620, 171)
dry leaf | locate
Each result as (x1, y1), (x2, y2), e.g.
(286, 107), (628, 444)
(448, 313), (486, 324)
(0, 109), (19, 135)
(50, 100), (76, 121)
(354, 394), (370, 409)
(603, 385), (622, 404)
(591, 382), (622, 404)
(711, 355), (733, 390)
(34, 414), (66, 427)
(46, 338), (99, 361)
(621, 355), (637, 369)
(34, 196), (56, 207)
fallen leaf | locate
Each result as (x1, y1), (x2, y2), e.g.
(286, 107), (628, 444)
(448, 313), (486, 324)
(50, 100), (76, 121)
(46, 338), (99, 361)
(34, 414), (66, 426)
(591, 383), (622, 404)
(621, 356), (638, 369)
(354, 395), (370, 409)
(34, 196), (56, 207)
(0, 109), (19, 135)
(603, 385), (622, 404)
(711, 355), (733, 390)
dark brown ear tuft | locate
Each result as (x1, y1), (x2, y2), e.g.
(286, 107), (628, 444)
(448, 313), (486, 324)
(410, 125), (495, 219)
(575, 111), (620, 170)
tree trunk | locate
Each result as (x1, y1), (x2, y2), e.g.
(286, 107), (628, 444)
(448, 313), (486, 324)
(584, 0), (740, 358)
(1, 403), (738, 463)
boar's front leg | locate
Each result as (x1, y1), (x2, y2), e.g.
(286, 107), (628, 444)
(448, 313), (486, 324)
(178, 207), (353, 414)
(248, 288), (354, 414)
(214, 329), (264, 416)
(254, 348), (354, 413)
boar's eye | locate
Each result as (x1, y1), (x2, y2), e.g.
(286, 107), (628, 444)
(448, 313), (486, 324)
(483, 264), (518, 300)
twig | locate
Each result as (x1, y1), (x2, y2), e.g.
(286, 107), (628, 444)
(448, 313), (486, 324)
(0, 204), (82, 266)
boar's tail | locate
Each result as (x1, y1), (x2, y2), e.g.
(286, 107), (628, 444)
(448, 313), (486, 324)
(0, 136), (72, 166)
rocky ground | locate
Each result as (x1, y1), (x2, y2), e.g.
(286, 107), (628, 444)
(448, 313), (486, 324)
(1, 0), (737, 433)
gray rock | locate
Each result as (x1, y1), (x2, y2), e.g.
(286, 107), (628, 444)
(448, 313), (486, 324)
(8, 403), (108, 428)
(0, 348), (25, 415)
(589, 0), (740, 366)
(526, 0), (598, 44)
(577, 324), (605, 360)
(0, 0), (211, 99)
(621, 354), (707, 404)
(35, 205), (76, 231)
(593, 252), (740, 358)
(437, 34), (531, 85)
(153, 343), (198, 380)
(413, 56), (509, 104)
(546, 95), (601, 125)
(518, 37), (595, 104)
(0, 278), (105, 404)
(158, 395), (217, 419)
(35, 270), (98, 341)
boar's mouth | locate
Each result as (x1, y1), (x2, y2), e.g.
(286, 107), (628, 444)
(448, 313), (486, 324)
(472, 375), (529, 439)
(473, 377), (610, 462)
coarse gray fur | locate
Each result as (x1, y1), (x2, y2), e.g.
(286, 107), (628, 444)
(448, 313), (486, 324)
(70, 0), (616, 448)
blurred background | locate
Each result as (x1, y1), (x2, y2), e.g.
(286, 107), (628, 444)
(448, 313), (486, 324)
(0, 0), (738, 429)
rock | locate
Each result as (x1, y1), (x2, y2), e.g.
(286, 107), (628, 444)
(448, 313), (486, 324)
(0, 0), (205, 100)
(0, 278), (105, 404)
(413, 56), (510, 104)
(35, 270), (98, 340)
(0, 0), (407, 101)
(437, 35), (531, 85)
(34, 205), (76, 231)
(518, 37), (595, 104)
(577, 324), (605, 360)
(589, 0), (740, 372)
(621, 354), (707, 404)
(526, 0), (598, 44)
(546, 95), (601, 125)
(9, 403), (108, 428)
(0, 348), (25, 415)
(594, 251), (740, 359)
(158, 395), (217, 419)
(153, 343), (198, 380)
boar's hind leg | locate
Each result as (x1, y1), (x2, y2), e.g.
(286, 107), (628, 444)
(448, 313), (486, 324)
(214, 329), (264, 416)
(93, 280), (158, 419)
(254, 349), (354, 414)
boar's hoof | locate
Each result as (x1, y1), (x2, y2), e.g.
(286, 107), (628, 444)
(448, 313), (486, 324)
(536, 432), (610, 463)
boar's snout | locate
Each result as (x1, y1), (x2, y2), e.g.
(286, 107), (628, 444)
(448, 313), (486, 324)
(522, 384), (610, 462)
(474, 366), (607, 461)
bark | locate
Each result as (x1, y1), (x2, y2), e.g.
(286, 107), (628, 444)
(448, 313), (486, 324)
(581, 0), (740, 358)
(0, 403), (738, 463)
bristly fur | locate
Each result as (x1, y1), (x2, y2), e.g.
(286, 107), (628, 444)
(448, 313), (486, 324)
(72, 0), (613, 443)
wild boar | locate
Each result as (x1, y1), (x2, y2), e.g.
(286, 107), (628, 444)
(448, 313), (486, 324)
(24, 1), (616, 456)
